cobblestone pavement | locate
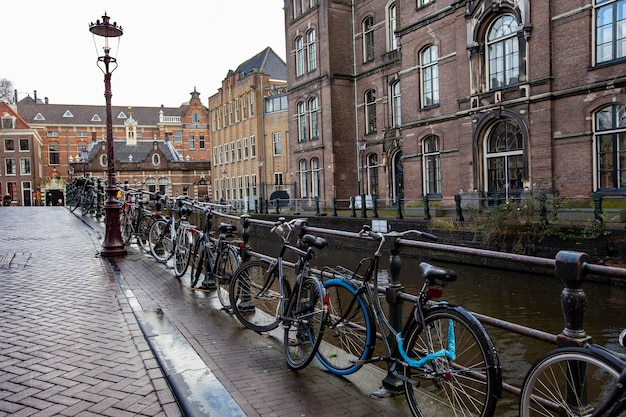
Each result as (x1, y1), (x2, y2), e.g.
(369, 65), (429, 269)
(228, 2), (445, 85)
(0, 207), (412, 417)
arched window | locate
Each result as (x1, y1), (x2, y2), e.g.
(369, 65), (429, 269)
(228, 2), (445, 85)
(420, 45), (439, 107)
(487, 15), (519, 89)
(307, 29), (317, 71)
(595, 104), (626, 189)
(363, 16), (375, 63)
(422, 135), (441, 195)
(387, 3), (398, 51)
(295, 36), (305, 77)
(485, 120), (525, 199)
(145, 178), (156, 194)
(309, 97), (319, 139)
(311, 157), (321, 198)
(391, 81), (401, 127)
(158, 177), (169, 195)
(365, 90), (377, 134)
(299, 159), (309, 198)
(297, 101), (308, 142)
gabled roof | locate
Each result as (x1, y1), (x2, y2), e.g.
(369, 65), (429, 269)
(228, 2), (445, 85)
(0, 102), (31, 129)
(87, 140), (180, 163)
(235, 47), (287, 81)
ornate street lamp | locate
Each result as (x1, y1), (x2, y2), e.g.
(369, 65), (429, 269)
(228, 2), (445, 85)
(89, 13), (126, 257)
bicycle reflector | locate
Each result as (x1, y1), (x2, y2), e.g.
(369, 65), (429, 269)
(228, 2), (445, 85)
(427, 288), (443, 299)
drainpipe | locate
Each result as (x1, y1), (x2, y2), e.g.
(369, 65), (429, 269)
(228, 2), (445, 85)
(352, 0), (361, 197)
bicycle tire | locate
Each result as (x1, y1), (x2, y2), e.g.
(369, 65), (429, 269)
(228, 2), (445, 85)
(229, 259), (287, 332)
(403, 305), (500, 417)
(68, 194), (80, 212)
(136, 214), (154, 251)
(190, 238), (205, 288)
(80, 193), (94, 216)
(173, 229), (192, 278)
(283, 276), (327, 370)
(316, 278), (375, 375)
(148, 219), (172, 262)
(215, 245), (240, 309)
(519, 347), (623, 417)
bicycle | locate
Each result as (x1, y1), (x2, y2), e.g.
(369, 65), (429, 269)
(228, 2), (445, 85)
(184, 200), (241, 309)
(229, 217), (329, 370)
(68, 176), (96, 215)
(147, 196), (193, 277)
(119, 188), (156, 251)
(317, 225), (502, 417)
(519, 329), (626, 416)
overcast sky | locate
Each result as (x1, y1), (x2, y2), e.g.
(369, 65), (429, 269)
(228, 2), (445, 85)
(3, 1), (286, 108)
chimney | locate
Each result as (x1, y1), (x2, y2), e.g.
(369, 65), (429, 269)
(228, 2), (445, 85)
(34, 90), (37, 103)
(45, 97), (49, 104)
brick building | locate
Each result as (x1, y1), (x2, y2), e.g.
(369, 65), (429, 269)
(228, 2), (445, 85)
(0, 102), (44, 205)
(208, 47), (288, 211)
(16, 88), (212, 202)
(284, 0), (626, 206)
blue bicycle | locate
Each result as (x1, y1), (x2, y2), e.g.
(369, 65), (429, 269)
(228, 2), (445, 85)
(317, 225), (502, 417)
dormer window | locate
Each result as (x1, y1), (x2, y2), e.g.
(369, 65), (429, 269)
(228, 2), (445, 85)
(91, 114), (102, 122)
(117, 111), (127, 119)
(63, 110), (74, 117)
(34, 113), (45, 121)
(1, 114), (15, 129)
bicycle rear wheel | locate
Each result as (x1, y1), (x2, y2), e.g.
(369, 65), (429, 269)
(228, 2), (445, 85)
(190, 238), (205, 288)
(215, 245), (239, 309)
(316, 278), (375, 375)
(136, 214), (154, 251)
(519, 347), (623, 417)
(148, 219), (172, 262)
(229, 259), (286, 332)
(403, 305), (500, 417)
(173, 229), (192, 278)
(283, 276), (326, 370)
(120, 211), (133, 246)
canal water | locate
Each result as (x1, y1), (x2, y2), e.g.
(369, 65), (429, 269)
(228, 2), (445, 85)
(250, 234), (626, 416)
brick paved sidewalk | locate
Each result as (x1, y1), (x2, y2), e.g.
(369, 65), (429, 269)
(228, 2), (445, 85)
(0, 207), (181, 417)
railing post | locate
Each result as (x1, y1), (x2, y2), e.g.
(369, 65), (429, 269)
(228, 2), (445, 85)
(360, 194), (367, 218)
(372, 194), (379, 218)
(382, 231), (404, 392)
(350, 196), (356, 217)
(455, 193), (464, 221)
(275, 199), (280, 214)
(555, 250), (591, 347)
(592, 192), (603, 225)
(396, 195), (403, 219)
(423, 195), (431, 220)
(332, 197), (338, 217)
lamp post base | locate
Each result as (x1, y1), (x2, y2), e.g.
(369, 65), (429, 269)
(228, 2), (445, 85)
(101, 200), (127, 257)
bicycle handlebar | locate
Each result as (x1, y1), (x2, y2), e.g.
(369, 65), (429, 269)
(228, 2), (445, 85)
(358, 225), (438, 242)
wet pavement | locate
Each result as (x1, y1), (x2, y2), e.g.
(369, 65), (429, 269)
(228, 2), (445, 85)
(0, 207), (410, 416)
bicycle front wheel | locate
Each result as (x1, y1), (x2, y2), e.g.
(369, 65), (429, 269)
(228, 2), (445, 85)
(148, 220), (172, 262)
(173, 229), (192, 278)
(519, 347), (623, 417)
(316, 278), (375, 375)
(136, 214), (154, 251)
(215, 245), (240, 309)
(120, 212), (133, 246)
(190, 238), (205, 288)
(403, 305), (500, 417)
(283, 277), (327, 370)
(229, 259), (285, 332)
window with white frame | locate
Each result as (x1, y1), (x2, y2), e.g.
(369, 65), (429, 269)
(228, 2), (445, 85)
(487, 14), (519, 89)
(4, 139), (15, 151)
(297, 101), (308, 141)
(311, 157), (321, 198)
(391, 81), (401, 127)
(595, 103), (626, 189)
(366, 153), (379, 196)
(235, 98), (240, 122)
(274, 172), (284, 186)
(309, 97), (319, 139)
(365, 90), (377, 134)
(48, 144), (60, 165)
(387, 3), (398, 51)
(19, 138), (29, 151)
(363, 16), (375, 63)
(192, 112), (201, 123)
(420, 45), (439, 107)
(250, 136), (256, 157)
(224, 143), (229, 163)
(423, 135), (441, 195)
(5, 158), (16, 175)
(20, 158), (31, 175)
(213, 147), (218, 165)
(419, 0), (434, 6)
(485, 120), (525, 198)
(236, 140), (242, 160)
(1, 115), (15, 129)
(230, 141), (236, 161)
(243, 137), (249, 159)
(307, 29), (317, 71)
(595, 0), (626, 64)
(241, 94), (248, 119)
(248, 92), (255, 117)
(211, 110), (217, 131)
(273, 133), (282, 155)
(199, 135), (205, 149)
(299, 159), (309, 198)
(189, 135), (196, 149)
(296, 36), (305, 77)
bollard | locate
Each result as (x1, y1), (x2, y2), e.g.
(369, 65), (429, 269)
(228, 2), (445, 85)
(372, 195), (379, 218)
(592, 192), (603, 225)
(396, 195), (403, 219)
(315, 197), (321, 216)
(332, 197), (338, 217)
(454, 193), (464, 222)
(382, 231), (404, 391)
(350, 197), (356, 217)
(423, 195), (431, 220)
(555, 250), (591, 347)
(360, 194), (367, 218)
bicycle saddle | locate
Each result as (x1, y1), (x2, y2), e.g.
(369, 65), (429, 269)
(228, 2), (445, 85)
(300, 234), (328, 250)
(419, 262), (457, 284)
